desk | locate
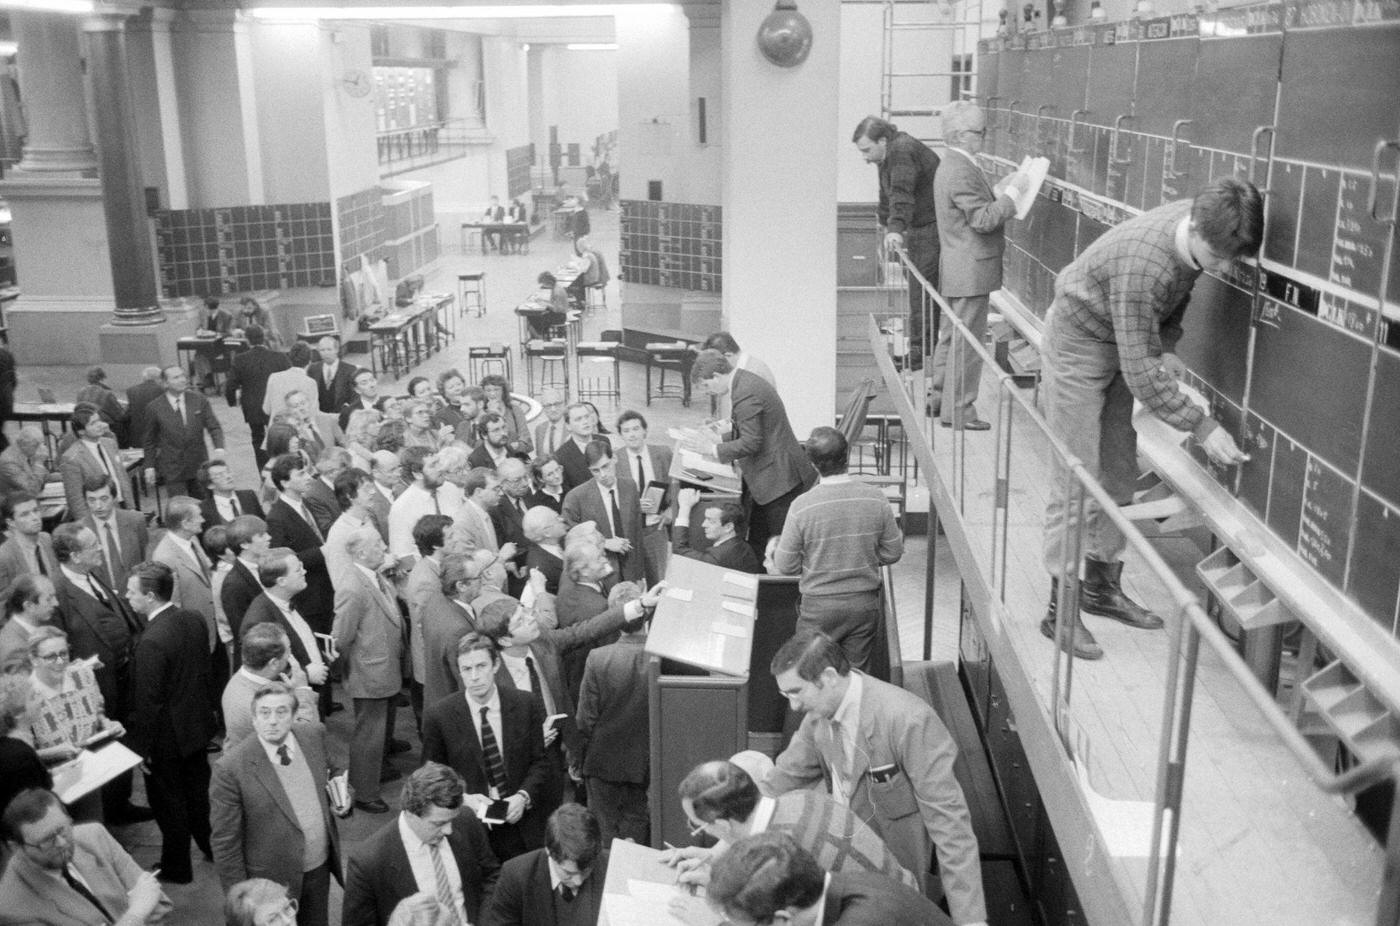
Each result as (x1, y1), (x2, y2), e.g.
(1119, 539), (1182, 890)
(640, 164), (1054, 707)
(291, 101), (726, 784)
(177, 336), (246, 390)
(365, 293), (455, 379)
(459, 221), (529, 254)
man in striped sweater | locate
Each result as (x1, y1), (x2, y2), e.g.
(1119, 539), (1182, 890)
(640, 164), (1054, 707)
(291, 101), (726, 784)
(770, 427), (903, 673)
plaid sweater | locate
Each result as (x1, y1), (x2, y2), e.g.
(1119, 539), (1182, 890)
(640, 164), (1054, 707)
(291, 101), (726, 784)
(1050, 198), (1209, 434)
(765, 790), (918, 889)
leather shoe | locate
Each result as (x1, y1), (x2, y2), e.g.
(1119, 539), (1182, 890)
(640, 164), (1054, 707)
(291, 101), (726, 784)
(354, 798), (390, 814)
(1042, 578), (1104, 660)
(387, 738), (412, 755)
(940, 417), (991, 431)
(1080, 559), (1164, 629)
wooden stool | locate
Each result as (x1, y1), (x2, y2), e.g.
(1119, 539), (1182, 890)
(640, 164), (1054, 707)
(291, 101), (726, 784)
(525, 339), (567, 394)
(468, 343), (513, 384)
(457, 272), (486, 317)
(645, 342), (693, 407)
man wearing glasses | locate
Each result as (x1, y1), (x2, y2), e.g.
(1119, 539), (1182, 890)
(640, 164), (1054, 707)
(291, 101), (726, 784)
(211, 682), (343, 926)
(0, 787), (169, 925)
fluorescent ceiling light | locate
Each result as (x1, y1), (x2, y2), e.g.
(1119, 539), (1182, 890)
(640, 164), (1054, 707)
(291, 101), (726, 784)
(0, 0), (95, 12)
(248, 4), (647, 20)
(566, 43), (617, 50)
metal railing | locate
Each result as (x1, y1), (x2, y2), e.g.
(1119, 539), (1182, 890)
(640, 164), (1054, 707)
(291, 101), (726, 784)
(377, 116), (488, 174)
(877, 246), (1391, 925)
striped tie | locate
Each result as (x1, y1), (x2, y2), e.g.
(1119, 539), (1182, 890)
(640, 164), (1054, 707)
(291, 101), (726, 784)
(479, 706), (508, 794)
(429, 842), (463, 926)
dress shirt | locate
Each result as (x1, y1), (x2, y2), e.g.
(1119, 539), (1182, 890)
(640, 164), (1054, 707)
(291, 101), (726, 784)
(92, 515), (123, 563)
(501, 651), (555, 715)
(20, 535), (45, 576)
(213, 492), (242, 522)
(548, 854), (596, 893)
(828, 671), (864, 806)
(626, 449), (660, 527)
(81, 439), (124, 502)
(259, 732), (296, 767)
(464, 689), (504, 799)
(59, 565), (104, 603)
(167, 532), (209, 578)
(270, 594), (326, 673)
(748, 795), (777, 834)
(541, 421), (566, 455)
(596, 483), (620, 536)
(278, 493), (321, 538)
(390, 483), (444, 562)
(396, 813), (470, 926)
(322, 362), (339, 386)
(167, 393), (185, 420)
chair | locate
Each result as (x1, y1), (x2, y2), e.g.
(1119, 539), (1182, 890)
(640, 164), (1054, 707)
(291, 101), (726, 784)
(645, 342), (693, 407)
(576, 330), (622, 405)
(457, 272), (486, 317)
(525, 339), (567, 394)
(468, 343), (512, 384)
(835, 378), (882, 474)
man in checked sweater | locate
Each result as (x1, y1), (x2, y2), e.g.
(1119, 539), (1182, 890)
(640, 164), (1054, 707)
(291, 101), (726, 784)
(770, 427), (903, 673)
(1041, 178), (1261, 660)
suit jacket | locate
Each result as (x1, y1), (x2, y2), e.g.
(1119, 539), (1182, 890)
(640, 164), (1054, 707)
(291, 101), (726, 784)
(210, 723), (341, 897)
(226, 345), (291, 425)
(0, 617), (35, 671)
(302, 476), (341, 536)
(52, 568), (139, 717)
(480, 846), (607, 926)
(405, 555), (444, 682)
(0, 533), (58, 593)
(128, 605), (214, 761)
(221, 559), (265, 655)
(332, 564), (406, 699)
(81, 509), (149, 594)
(126, 379), (165, 449)
(420, 595), (480, 708)
(553, 576), (611, 699)
(553, 438), (593, 495)
(822, 871), (952, 925)
(716, 369), (814, 505)
(0, 444), (48, 496)
(339, 396), (380, 431)
(342, 809), (500, 926)
(490, 496), (531, 596)
(306, 359), (359, 413)
(242, 592), (315, 670)
(933, 146), (1017, 298)
(151, 531), (217, 650)
(200, 489), (266, 528)
(767, 672), (986, 924)
(366, 483), (394, 544)
(672, 528), (762, 573)
(525, 488), (564, 514)
(266, 497), (334, 630)
(143, 389), (225, 483)
(524, 545), (562, 595)
(455, 499), (509, 592)
(59, 436), (129, 520)
(576, 636), (649, 783)
(262, 367), (318, 419)
(532, 418), (568, 460)
(766, 790), (918, 889)
(561, 478), (645, 582)
(422, 686), (553, 849)
(0, 822), (172, 926)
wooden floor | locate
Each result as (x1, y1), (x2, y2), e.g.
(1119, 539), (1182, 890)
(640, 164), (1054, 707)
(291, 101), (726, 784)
(900, 366), (1382, 925)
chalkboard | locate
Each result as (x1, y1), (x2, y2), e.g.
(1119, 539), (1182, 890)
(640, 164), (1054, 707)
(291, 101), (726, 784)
(1134, 37), (1198, 137)
(1264, 433), (1308, 550)
(1189, 34), (1282, 157)
(1083, 43), (1136, 131)
(619, 200), (722, 293)
(1172, 273), (1252, 405)
(1350, 490), (1400, 635)
(1361, 345), (1400, 509)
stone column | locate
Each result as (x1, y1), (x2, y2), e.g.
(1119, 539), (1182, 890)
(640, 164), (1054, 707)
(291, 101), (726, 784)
(10, 12), (97, 173)
(83, 13), (162, 324)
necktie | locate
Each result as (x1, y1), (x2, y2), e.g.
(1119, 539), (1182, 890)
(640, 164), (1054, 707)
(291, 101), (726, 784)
(300, 504), (323, 542)
(231, 495), (242, 517)
(429, 842), (464, 926)
(95, 445), (121, 502)
(102, 522), (120, 586)
(277, 743), (291, 766)
(34, 544), (46, 576)
(432, 491), (441, 516)
(524, 655), (542, 695)
(88, 577), (108, 607)
(62, 866), (114, 924)
(478, 706), (509, 794)
(559, 884), (577, 903)
(176, 398), (185, 427)
(635, 453), (646, 490)
(609, 489), (623, 538)
(193, 543), (211, 583)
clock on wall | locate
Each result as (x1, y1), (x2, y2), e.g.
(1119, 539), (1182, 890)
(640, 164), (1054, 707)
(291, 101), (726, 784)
(341, 69), (372, 98)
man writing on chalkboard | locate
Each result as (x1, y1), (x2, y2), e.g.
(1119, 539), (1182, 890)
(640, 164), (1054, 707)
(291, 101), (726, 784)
(1041, 177), (1261, 660)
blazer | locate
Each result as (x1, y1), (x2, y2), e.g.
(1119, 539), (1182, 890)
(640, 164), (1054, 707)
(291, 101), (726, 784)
(59, 436), (129, 521)
(0, 444), (48, 496)
(552, 438), (593, 495)
(200, 489), (265, 528)
(52, 568), (139, 716)
(576, 636), (649, 783)
(455, 499), (509, 592)
(126, 379), (165, 449)
(80, 509), (150, 594)
(480, 846), (608, 926)
(560, 477), (645, 582)
(766, 672), (986, 924)
(0, 533), (59, 593)
(306, 359), (359, 413)
(210, 723), (341, 897)
(302, 476), (341, 536)
(524, 545), (562, 595)
(221, 559), (265, 656)
(717, 368), (815, 505)
(332, 564), (406, 699)
(490, 496), (531, 596)
(553, 575), (611, 698)
(262, 367), (318, 419)
(342, 809), (500, 926)
(933, 146), (1018, 299)
(242, 592), (315, 670)
(671, 528), (763, 573)
(532, 418), (567, 460)
(405, 555), (444, 682)
(525, 488), (564, 514)
(151, 531), (217, 650)
(226, 345), (291, 424)
(266, 497), (334, 630)
(0, 822), (172, 926)
(422, 686), (553, 848)
(128, 605), (214, 761)
(143, 389), (225, 483)
(420, 595), (480, 708)
(821, 871), (952, 925)
(366, 483), (394, 544)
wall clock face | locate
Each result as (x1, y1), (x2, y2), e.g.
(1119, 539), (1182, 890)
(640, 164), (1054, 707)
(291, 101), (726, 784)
(342, 69), (372, 98)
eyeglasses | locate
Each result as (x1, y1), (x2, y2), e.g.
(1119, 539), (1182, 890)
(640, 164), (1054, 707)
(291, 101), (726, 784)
(23, 822), (73, 851)
(36, 650), (71, 663)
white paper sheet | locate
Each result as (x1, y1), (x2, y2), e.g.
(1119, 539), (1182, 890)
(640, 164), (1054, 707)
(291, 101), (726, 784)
(665, 587), (695, 602)
(603, 893), (689, 926)
(721, 572), (758, 590)
(52, 742), (142, 804)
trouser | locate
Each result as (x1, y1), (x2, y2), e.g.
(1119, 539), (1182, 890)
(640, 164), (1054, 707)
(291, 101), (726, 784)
(640, 523), (669, 588)
(248, 416), (269, 471)
(902, 223), (941, 361)
(586, 777), (649, 846)
(928, 294), (991, 423)
(797, 590), (884, 674)
(1040, 309), (1139, 577)
(745, 482), (805, 562)
(297, 861), (332, 926)
(145, 750), (212, 880)
(348, 696), (396, 801)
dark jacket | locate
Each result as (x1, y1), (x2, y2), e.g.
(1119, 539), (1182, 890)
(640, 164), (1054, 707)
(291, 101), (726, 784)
(127, 605), (214, 761)
(143, 390), (225, 484)
(306, 360), (358, 414)
(199, 491), (265, 528)
(265, 499), (334, 631)
(876, 131), (941, 235)
(480, 847), (607, 926)
(672, 527), (763, 573)
(225, 346), (291, 425)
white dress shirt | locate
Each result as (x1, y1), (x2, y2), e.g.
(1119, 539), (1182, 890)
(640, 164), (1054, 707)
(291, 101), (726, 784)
(396, 813), (470, 926)
(501, 650), (556, 715)
(625, 448), (661, 527)
(271, 594), (326, 674)
(827, 671), (864, 806)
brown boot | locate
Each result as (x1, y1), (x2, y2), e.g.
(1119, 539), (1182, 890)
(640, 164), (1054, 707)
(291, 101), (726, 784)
(1040, 577), (1104, 660)
(1080, 559), (1164, 630)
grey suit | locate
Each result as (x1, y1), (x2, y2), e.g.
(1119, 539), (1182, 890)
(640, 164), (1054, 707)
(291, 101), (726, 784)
(0, 822), (172, 926)
(81, 510), (149, 595)
(152, 531), (217, 652)
(332, 564), (405, 801)
(0, 533), (58, 594)
(420, 595), (480, 708)
(561, 477), (645, 582)
(619, 443), (675, 586)
(454, 499), (509, 591)
(59, 436), (129, 521)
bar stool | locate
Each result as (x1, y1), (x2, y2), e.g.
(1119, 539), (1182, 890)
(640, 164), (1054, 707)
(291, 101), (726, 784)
(576, 332), (622, 405)
(525, 339), (567, 394)
(469, 342), (513, 384)
(457, 272), (486, 317)
(645, 341), (693, 407)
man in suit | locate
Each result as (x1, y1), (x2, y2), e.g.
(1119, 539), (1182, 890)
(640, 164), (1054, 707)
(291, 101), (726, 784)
(306, 335), (358, 414)
(283, 389), (343, 460)
(302, 445), (347, 537)
(930, 101), (1024, 430)
(706, 833), (952, 926)
(554, 541), (614, 699)
(152, 495), (225, 695)
(406, 513), (454, 729)
(0, 426), (50, 496)
(210, 681), (342, 926)
(766, 631), (987, 925)
(333, 526), (406, 814)
(421, 553), (490, 709)
(691, 349), (815, 555)
(221, 622), (318, 753)
(199, 458), (265, 528)
(60, 406), (131, 520)
(124, 560), (216, 884)
(143, 364), (226, 499)
(700, 332), (778, 421)
(532, 388), (568, 459)
(242, 548), (331, 713)
(366, 450), (400, 543)
(221, 514), (272, 661)
(263, 341), (318, 423)
(422, 632), (554, 862)
(481, 194), (506, 251)
(339, 367), (382, 430)
(672, 490), (762, 573)
(481, 804), (608, 926)
(455, 466), (517, 593)
(0, 789), (171, 926)
(265, 453), (334, 635)
(615, 410), (674, 585)
(575, 587), (651, 844)
(468, 412), (526, 471)
(79, 475), (149, 601)
(491, 457), (534, 598)
(125, 365), (165, 450)
(561, 440), (645, 583)
(225, 324), (290, 469)
(553, 403), (599, 494)
(662, 760), (916, 891)
(343, 761), (500, 926)
(0, 491), (60, 590)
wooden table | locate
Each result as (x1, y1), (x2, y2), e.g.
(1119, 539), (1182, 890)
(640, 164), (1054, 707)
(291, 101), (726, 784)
(459, 221), (530, 254)
(366, 293), (455, 379)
